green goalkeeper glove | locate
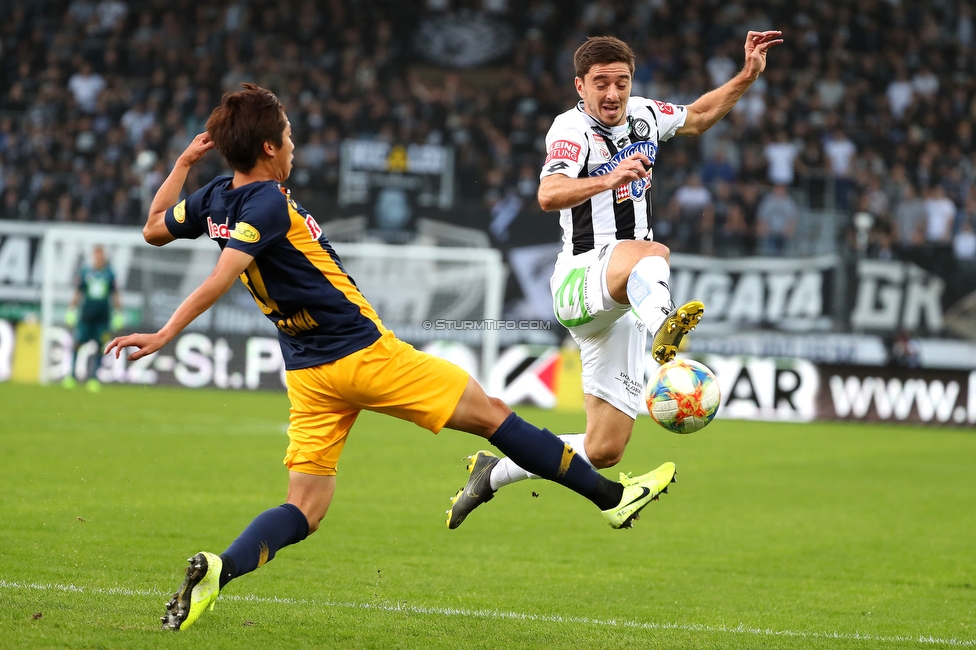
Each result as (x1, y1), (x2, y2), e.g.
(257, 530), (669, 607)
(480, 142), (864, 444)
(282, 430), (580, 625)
(65, 309), (78, 328)
(111, 312), (125, 331)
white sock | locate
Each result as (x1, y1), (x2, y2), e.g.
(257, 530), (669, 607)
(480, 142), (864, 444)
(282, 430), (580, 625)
(626, 255), (672, 334)
(488, 433), (591, 491)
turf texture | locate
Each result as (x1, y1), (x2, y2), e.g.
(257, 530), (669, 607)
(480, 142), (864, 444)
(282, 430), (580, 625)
(0, 382), (974, 648)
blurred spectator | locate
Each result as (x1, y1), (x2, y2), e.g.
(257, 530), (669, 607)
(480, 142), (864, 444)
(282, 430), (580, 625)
(667, 174), (713, 254)
(893, 184), (927, 248)
(888, 329), (921, 368)
(954, 219), (976, 260)
(886, 65), (915, 120)
(755, 184), (797, 256)
(700, 146), (737, 186)
(924, 185), (956, 244)
(763, 130), (798, 186)
(67, 61), (105, 114)
(823, 128), (857, 212)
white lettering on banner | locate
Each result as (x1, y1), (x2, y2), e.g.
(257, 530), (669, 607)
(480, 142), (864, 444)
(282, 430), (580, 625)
(970, 371), (976, 424)
(245, 337), (285, 389)
(668, 254), (834, 332)
(0, 237), (31, 285)
(828, 375), (968, 423)
(45, 326), (74, 380)
(212, 339), (240, 388)
(0, 319), (13, 381)
(125, 353), (158, 384)
(175, 334), (213, 388)
(850, 260), (944, 332)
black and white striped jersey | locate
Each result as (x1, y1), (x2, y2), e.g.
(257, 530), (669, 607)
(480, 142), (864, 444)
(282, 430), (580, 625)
(540, 97), (687, 258)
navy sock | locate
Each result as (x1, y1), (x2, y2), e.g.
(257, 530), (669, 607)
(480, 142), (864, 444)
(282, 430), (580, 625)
(218, 503), (309, 588)
(489, 413), (623, 510)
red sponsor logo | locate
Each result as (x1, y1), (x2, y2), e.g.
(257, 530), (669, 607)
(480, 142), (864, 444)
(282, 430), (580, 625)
(545, 139), (581, 163)
(653, 100), (675, 115)
(305, 214), (322, 240)
(207, 217), (231, 239)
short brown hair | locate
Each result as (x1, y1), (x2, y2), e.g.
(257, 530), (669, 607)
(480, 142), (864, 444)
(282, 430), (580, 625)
(574, 36), (635, 80)
(206, 83), (287, 172)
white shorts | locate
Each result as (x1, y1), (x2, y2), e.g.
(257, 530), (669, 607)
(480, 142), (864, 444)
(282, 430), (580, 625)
(550, 241), (647, 418)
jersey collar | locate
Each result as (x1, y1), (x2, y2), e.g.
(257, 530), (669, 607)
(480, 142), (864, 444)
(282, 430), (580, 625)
(576, 100), (630, 140)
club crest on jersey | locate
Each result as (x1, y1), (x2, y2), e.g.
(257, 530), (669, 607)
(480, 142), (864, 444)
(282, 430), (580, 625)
(206, 217), (231, 239)
(629, 117), (651, 141)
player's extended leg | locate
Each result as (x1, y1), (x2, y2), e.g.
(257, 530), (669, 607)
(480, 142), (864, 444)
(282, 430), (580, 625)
(606, 240), (704, 364)
(445, 376), (674, 529)
(484, 373), (638, 492)
(492, 304), (645, 478)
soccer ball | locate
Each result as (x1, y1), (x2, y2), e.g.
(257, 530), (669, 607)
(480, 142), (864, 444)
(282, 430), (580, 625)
(645, 359), (721, 434)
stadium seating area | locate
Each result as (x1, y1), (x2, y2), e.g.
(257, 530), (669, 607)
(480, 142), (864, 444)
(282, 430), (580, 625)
(0, 0), (975, 263)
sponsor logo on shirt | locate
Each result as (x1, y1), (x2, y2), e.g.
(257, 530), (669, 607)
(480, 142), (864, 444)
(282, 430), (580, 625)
(305, 215), (323, 240)
(207, 217), (231, 239)
(232, 221), (260, 243)
(545, 139), (581, 163)
(588, 141), (657, 203)
(173, 200), (186, 224)
(653, 100), (675, 115)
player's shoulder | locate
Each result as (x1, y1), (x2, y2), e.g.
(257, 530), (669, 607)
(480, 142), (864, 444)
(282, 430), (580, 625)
(225, 180), (288, 210)
(549, 106), (590, 134)
(196, 175), (233, 197)
(631, 96), (684, 118)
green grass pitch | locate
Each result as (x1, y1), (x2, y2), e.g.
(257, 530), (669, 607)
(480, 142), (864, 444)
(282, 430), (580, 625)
(0, 382), (974, 649)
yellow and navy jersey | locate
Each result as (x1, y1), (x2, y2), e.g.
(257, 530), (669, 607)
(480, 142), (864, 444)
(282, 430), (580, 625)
(164, 176), (385, 369)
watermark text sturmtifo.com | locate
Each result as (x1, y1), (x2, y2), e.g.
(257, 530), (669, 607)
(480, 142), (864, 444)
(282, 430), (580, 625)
(423, 320), (552, 331)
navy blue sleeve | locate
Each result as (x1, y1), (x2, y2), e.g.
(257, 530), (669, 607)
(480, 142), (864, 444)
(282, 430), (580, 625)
(225, 186), (290, 258)
(164, 191), (205, 239)
(163, 176), (232, 239)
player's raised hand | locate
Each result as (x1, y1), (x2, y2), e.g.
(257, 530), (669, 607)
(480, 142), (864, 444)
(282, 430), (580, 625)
(178, 132), (215, 167)
(742, 30), (783, 80)
(607, 152), (651, 188)
(105, 332), (168, 361)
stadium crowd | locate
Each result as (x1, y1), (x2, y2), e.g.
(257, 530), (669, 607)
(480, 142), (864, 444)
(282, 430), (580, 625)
(0, 0), (974, 266)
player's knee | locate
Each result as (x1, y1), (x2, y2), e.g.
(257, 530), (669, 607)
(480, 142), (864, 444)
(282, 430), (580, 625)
(585, 441), (625, 469)
(484, 396), (512, 430)
(642, 241), (670, 262)
(306, 516), (323, 535)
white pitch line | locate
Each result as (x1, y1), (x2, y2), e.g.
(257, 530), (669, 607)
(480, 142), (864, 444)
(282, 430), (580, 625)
(2, 579), (974, 647)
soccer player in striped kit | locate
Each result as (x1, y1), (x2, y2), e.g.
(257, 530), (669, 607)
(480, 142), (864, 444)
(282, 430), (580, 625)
(449, 32), (781, 529)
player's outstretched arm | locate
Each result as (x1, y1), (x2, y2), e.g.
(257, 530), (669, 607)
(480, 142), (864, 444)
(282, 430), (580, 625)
(538, 152), (651, 211)
(676, 30), (783, 137)
(105, 248), (252, 360)
(143, 133), (215, 246)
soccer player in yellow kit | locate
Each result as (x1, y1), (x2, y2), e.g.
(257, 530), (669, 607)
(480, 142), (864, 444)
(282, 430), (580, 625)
(105, 84), (677, 631)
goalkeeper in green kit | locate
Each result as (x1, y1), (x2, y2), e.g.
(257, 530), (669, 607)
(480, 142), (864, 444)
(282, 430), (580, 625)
(63, 245), (124, 392)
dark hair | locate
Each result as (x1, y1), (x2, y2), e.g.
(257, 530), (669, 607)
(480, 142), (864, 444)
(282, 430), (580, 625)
(206, 83), (287, 172)
(574, 36), (635, 80)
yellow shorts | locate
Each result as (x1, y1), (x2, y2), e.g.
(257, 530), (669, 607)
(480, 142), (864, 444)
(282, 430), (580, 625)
(283, 330), (469, 476)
